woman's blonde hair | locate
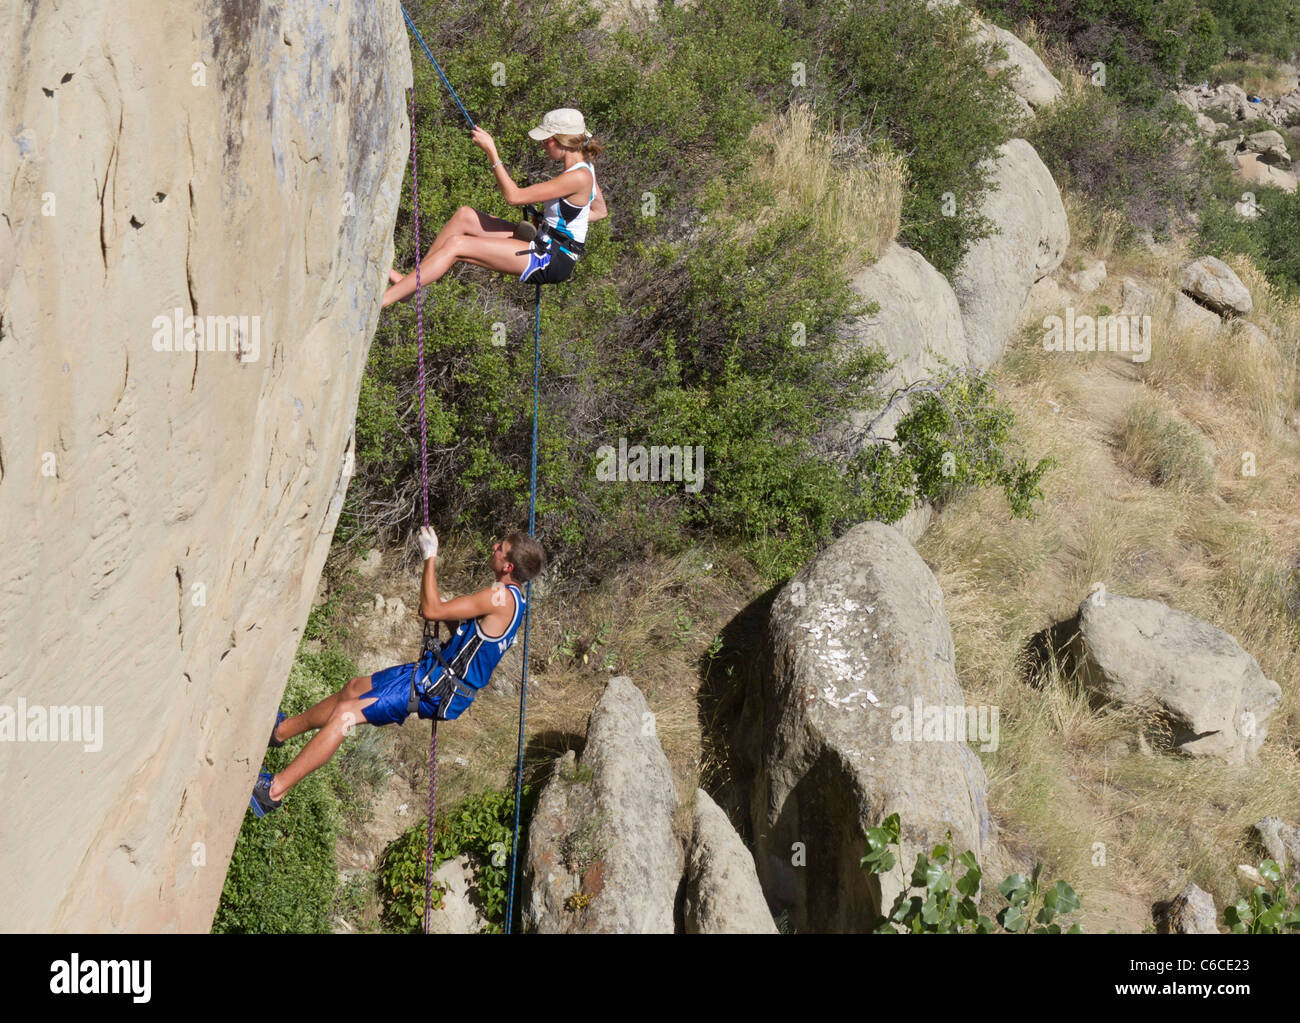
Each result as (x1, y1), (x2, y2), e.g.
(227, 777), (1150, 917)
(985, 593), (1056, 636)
(553, 132), (605, 159)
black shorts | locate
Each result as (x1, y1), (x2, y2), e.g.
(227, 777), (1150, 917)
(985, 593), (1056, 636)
(519, 243), (577, 286)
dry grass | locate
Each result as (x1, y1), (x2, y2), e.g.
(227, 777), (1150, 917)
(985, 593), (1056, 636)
(920, 243), (1300, 929)
(1116, 392), (1215, 493)
(1212, 59), (1298, 100)
(743, 101), (906, 272)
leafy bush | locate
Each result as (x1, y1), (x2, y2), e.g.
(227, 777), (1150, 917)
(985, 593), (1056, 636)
(1204, 0), (1300, 60)
(862, 813), (1083, 933)
(978, 0), (1224, 106)
(817, 0), (1021, 276)
(1027, 78), (1215, 240)
(378, 785), (535, 933)
(1226, 859), (1300, 933)
(354, 0), (1047, 589)
(211, 647), (359, 933)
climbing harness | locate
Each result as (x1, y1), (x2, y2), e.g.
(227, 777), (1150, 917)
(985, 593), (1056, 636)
(400, 5), (541, 936)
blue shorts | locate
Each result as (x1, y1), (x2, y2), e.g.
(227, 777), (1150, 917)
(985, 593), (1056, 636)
(360, 653), (444, 726)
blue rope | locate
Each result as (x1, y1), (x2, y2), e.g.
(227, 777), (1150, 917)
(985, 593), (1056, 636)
(399, 1), (535, 935)
(400, 5), (477, 130)
(505, 283), (542, 933)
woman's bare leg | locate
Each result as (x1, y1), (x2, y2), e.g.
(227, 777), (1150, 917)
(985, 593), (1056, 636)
(383, 234), (533, 306)
(383, 208), (524, 307)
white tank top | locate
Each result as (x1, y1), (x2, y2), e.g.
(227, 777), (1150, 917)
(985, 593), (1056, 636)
(543, 160), (596, 248)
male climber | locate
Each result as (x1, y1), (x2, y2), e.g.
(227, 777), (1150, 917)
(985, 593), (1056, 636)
(250, 526), (545, 816)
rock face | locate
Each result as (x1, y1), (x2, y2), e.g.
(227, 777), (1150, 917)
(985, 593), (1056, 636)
(1179, 257), (1253, 316)
(0, 1), (411, 930)
(427, 855), (489, 934)
(733, 522), (992, 932)
(928, 0), (1061, 115)
(981, 20), (1062, 114)
(523, 677), (683, 933)
(1155, 883), (1218, 934)
(1070, 596), (1282, 763)
(1255, 817), (1300, 881)
(683, 789), (778, 933)
(953, 139), (1070, 369)
(844, 242), (969, 442)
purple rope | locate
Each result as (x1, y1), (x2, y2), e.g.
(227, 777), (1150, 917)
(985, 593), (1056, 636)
(423, 716), (438, 933)
(409, 84), (438, 936)
(412, 87), (429, 531)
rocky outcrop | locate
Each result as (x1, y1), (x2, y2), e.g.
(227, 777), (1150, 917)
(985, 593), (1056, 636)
(953, 139), (1070, 369)
(1066, 595), (1282, 763)
(523, 677), (683, 933)
(844, 242), (969, 442)
(683, 789), (778, 934)
(980, 20), (1062, 115)
(0, 1), (411, 930)
(1154, 883), (1218, 934)
(427, 855), (489, 934)
(1255, 817), (1300, 881)
(929, 1), (1062, 115)
(1179, 257), (1253, 316)
(733, 522), (992, 932)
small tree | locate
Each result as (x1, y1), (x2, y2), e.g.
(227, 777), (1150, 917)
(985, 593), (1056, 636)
(861, 813), (1083, 933)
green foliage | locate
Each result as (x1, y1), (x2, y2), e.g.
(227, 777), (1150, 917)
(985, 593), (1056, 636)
(378, 785), (534, 934)
(820, 0), (1021, 275)
(862, 813), (1083, 933)
(357, 0), (1049, 589)
(890, 372), (1058, 517)
(979, 0), (1227, 105)
(211, 646), (359, 933)
(1028, 80), (1212, 240)
(1224, 859), (1300, 933)
(1204, 0), (1300, 59)
(1199, 188), (1300, 296)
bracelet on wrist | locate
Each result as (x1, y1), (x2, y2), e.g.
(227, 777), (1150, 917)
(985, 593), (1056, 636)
(489, 159), (503, 171)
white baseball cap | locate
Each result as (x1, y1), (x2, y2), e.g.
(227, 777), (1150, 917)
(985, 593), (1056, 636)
(528, 108), (588, 140)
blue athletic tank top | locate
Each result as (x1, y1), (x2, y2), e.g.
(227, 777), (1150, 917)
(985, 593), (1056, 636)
(430, 583), (525, 719)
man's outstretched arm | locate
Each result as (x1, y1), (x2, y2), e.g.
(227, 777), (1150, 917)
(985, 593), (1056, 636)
(416, 528), (497, 623)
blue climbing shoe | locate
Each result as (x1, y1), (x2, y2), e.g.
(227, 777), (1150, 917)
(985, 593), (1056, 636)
(250, 770), (282, 818)
(269, 710), (287, 748)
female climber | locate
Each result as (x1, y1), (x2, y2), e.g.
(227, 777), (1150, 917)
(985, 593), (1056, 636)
(249, 527), (546, 816)
(382, 107), (607, 306)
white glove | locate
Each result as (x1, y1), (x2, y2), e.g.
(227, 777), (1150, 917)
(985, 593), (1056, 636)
(417, 525), (439, 560)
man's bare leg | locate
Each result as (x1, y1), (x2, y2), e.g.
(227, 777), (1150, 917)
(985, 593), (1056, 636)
(269, 694), (380, 801)
(274, 676), (372, 743)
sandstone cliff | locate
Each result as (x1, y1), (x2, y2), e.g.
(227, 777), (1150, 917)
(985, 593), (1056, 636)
(0, 0), (411, 931)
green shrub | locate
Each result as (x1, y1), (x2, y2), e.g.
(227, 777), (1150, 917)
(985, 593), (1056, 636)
(1226, 859), (1300, 933)
(354, 0), (1050, 589)
(819, 0), (1021, 276)
(1028, 79), (1213, 240)
(979, 0), (1224, 106)
(211, 647), (359, 933)
(378, 785), (535, 933)
(862, 813), (1084, 933)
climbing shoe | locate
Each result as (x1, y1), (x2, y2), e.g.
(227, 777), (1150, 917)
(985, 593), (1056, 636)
(250, 770), (282, 818)
(269, 710), (287, 748)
